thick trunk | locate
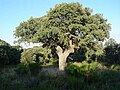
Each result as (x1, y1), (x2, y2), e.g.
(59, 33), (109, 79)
(58, 53), (67, 71)
(56, 40), (75, 71)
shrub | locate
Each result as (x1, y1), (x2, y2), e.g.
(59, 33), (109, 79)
(79, 64), (88, 76)
(65, 63), (80, 76)
(20, 46), (51, 65)
(65, 61), (102, 77)
(65, 62), (88, 77)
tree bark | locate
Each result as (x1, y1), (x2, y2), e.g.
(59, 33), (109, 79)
(56, 40), (75, 71)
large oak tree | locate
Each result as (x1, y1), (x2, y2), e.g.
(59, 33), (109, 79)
(14, 2), (110, 70)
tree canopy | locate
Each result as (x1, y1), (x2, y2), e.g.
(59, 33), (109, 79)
(15, 2), (110, 48)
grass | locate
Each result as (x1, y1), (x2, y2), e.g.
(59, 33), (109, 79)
(0, 64), (120, 90)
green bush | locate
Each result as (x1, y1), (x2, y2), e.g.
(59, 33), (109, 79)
(65, 63), (80, 76)
(65, 62), (88, 77)
(79, 64), (88, 75)
(20, 46), (51, 65)
(65, 61), (102, 77)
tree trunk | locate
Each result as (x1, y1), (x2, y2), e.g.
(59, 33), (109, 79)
(58, 53), (67, 71)
(56, 40), (75, 71)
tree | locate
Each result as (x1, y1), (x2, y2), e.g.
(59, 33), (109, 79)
(0, 39), (10, 65)
(104, 38), (117, 47)
(0, 39), (10, 46)
(20, 46), (51, 65)
(103, 39), (120, 65)
(0, 39), (22, 66)
(14, 2), (110, 71)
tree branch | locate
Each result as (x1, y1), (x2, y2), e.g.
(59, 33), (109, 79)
(64, 40), (75, 58)
(56, 46), (63, 56)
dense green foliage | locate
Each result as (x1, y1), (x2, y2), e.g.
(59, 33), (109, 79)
(0, 39), (22, 66)
(15, 2), (110, 61)
(68, 43), (104, 62)
(65, 61), (104, 77)
(20, 46), (51, 65)
(103, 43), (120, 65)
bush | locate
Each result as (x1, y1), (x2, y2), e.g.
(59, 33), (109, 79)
(65, 63), (80, 76)
(65, 62), (88, 77)
(65, 61), (103, 77)
(20, 46), (51, 65)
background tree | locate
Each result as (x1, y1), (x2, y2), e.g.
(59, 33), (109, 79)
(0, 39), (10, 46)
(103, 39), (120, 65)
(20, 46), (51, 65)
(104, 38), (117, 47)
(0, 39), (22, 66)
(14, 2), (110, 71)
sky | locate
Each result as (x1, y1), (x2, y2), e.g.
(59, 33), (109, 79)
(0, 0), (120, 46)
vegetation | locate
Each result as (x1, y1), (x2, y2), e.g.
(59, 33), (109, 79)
(0, 65), (120, 90)
(103, 39), (120, 65)
(20, 46), (52, 65)
(0, 2), (120, 90)
(0, 39), (22, 66)
(15, 63), (42, 76)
